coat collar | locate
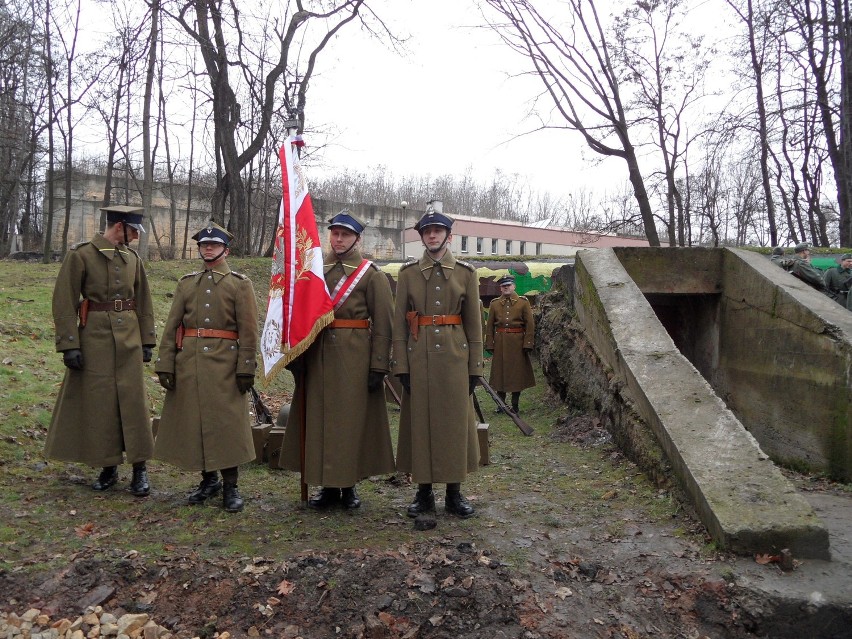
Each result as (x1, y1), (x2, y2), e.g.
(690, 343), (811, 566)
(418, 249), (456, 279)
(92, 233), (131, 262)
(199, 260), (231, 283)
(497, 292), (521, 304)
(324, 248), (364, 275)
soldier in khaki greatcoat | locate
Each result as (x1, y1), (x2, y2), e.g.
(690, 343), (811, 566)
(392, 200), (483, 519)
(281, 211), (396, 510)
(485, 274), (535, 414)
(154, 222), (258, 513)
(45, 205), (156, 497)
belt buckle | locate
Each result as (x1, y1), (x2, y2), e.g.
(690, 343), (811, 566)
(113, 299), (123, 312)
(430, 315), (441, 325)
(196, 328), (204, 338)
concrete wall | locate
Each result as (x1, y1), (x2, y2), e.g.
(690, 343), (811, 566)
(613, 247), (852, 481)
(543, 247), (833, 557)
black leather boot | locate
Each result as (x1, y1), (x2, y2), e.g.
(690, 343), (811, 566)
(445, 483), (475, 518)
(308, 487), (341, 509)
(341, 486), (361, 509)
(129, 462), (150, 497)
(188, 471), (222, 504)
(406, 484), (435, 518)
(92, 466), (118, 491)
(223, 483), (244, 513)
(511, 392), (521, 415)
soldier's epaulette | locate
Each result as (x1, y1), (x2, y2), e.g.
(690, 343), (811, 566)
(230, 270), (249, 280)
(180, 271), (202, 280)
(69, 241), (89, 251)
(399, 259), (418, 272)
(368, 262), (381, 271)
(457, 260), (476, 272)
(126, 246), (141, 257)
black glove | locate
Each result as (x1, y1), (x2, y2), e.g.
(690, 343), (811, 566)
(142, 346), (153, 362)
(367, 370), (385, 392)
(158, 372), (176, 391)
(285, 356), (304, 375)
(236, 374), (255, 394)
(63, 349), (83, 370)
(397, 373), (410, 393)
(469, 375), (479, 396)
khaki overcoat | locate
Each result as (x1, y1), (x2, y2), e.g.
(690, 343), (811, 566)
(154, 261), (259, 472)
(392, 250), (483, 484)
(44, 234), (157, 467)
(485, 293), (536, 392)
(281, 250), (396, 486)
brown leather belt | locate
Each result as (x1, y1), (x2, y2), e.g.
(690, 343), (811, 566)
(183, 328), (239, 340)
(87, 299), (137, 312)
(417, 314), (462, 326)
(497, 327), (524, 333)
(330, 319), (370, 329)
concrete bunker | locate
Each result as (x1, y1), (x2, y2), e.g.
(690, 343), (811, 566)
(539, 247), (852, 559)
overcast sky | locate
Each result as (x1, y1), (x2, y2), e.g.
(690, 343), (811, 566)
(306, 0), (613, 200)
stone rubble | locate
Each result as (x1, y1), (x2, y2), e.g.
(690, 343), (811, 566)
(0, 605), (193, 639)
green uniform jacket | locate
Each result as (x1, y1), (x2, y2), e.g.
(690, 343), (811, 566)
(823, 266), (852, 309)
(392, 250), (483, 484)
(485, 293), (536, 392)
(789, 256), (826, 291)
(281, 251), (396, 486)
(45, 235), (156, 467)
(154, 261), (258, 472)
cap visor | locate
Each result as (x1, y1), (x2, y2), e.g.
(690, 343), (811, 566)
(127, 223), (145, 233)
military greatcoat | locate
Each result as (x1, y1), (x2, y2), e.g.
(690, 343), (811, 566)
(823, 265), (852, 308)
(485, 292), (536, 393)
(392, 250), (483, 484)
(154, 261), (258, 472)
(281, 250), (396, 486)
(45, 234), (157, 467)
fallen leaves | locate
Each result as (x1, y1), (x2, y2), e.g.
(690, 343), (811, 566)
(74, 522), (96, 538)
(276, 579), (295, 596)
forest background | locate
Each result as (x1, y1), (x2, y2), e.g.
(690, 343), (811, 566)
(2, 0), (852, 260)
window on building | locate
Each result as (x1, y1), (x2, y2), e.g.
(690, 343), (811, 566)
(461, 236), (468, 253)
(491, 238), (498, 254)
(505, 240), (512, 255)
(476, 237), (483, 254)
(536, 242), (542, 256)
(519, 241), (526, 255)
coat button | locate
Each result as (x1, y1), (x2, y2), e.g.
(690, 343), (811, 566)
(203, 346), (209, 352)
(206, 289), (212, 294)
(435, 301), (441, 307)
(435, 343), (441, 349)
(204, 318), (210, 323)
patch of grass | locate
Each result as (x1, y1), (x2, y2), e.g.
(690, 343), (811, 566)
(0, 257), (710, 580)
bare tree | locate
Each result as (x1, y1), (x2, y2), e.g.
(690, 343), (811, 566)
(482, 0), (660, 245)
(170, 0), (371, 255)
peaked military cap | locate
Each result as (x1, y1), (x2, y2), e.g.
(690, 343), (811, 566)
(771, 246), (785, 256)
(497, 274), (515, 286)
(192, 220), (234, 245)
(840, 253), (852, 261)
(101, 205), (146, 233)
(794, 242), (810, 253)
(327, 210), (366, 235)
(413, 199), (454, 232)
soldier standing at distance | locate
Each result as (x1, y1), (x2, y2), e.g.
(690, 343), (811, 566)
(393, 200), (483, 519)
(281, 211), (396, 510)
(789, 242), (828, 293)
(823, 253), (852, 309)
(154, 222), (259, 513)
(45, 205), (156, 496)
(485, 275), (535, 415)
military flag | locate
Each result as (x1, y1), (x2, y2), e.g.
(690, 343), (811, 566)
(261, 136), (333, 383)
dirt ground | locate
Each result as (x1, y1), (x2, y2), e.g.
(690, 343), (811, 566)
(1, 413), (797, 639)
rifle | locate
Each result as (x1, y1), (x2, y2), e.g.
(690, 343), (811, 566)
(249, 387), (273, 426)
(476, 376), (534, 436)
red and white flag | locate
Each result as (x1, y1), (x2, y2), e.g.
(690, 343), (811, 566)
(261, 136), (333, 382)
